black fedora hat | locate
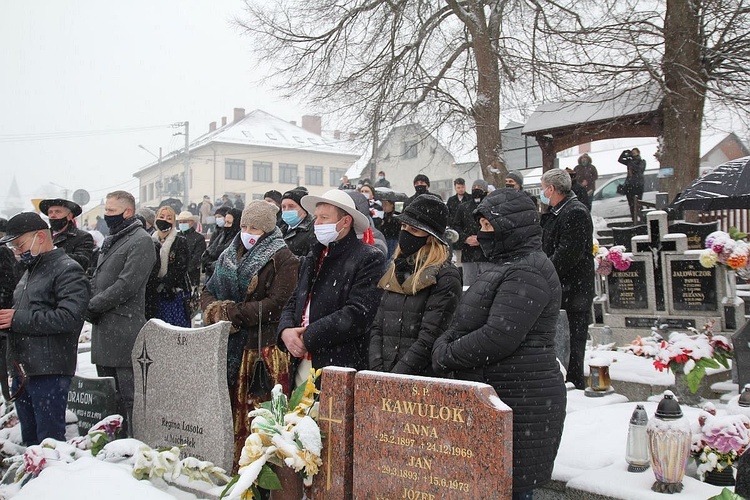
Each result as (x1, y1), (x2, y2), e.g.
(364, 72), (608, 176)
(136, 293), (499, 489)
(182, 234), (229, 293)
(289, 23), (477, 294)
(39, 198), (82, 217)
(395, 194), (449, 245)
(0, 212), (49, 245)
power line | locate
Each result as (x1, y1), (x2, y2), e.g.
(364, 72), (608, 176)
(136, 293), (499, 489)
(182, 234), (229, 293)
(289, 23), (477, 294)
(0, 124), (173, 143)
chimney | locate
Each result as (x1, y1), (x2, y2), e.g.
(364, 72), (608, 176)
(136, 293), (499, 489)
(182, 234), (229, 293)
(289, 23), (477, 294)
(209, 122), (217, 132)
(233, 108), (245, 123)
(289, 120), (297, 126)
(221, 116), (227, 127)
(301, 115), (322, 135)
(334, 130), (341, 140)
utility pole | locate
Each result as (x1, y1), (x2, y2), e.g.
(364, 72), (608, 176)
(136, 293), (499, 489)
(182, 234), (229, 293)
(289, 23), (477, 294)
(173, 121), (190, 208)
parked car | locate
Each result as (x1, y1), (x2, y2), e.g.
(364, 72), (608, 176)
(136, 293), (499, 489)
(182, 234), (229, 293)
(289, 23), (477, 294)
(591, 171), (659, 219)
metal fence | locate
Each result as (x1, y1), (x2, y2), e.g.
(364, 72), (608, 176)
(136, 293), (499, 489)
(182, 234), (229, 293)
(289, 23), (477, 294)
(698, 209), (750, 234)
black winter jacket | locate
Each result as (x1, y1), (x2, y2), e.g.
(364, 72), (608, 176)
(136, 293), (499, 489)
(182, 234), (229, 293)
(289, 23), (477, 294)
(278, 230), (385, 377)
(0, 247), (21, 310)
(433, 189), (566, 494)
(153, 231), (191, 297)
(8, 249), (90, 376)
(540, 193), (595, 311)
(369, 259), (461, 376)
(53, 224), (95, 270)
(201, 223), (240, 279)
(451, 197), (487, 262)
(182, 227), (206, 286)
(280, 214), (317, 257)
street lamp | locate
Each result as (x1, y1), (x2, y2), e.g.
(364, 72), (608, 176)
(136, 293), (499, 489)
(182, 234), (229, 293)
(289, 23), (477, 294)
(139, 145), (163, 202)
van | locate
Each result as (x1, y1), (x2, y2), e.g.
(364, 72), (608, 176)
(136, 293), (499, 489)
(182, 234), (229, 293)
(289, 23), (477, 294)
(591, 171), (659, 219)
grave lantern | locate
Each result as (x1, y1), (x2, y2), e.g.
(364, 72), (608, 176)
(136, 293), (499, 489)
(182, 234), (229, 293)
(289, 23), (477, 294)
(740, 384), (750, 408)
(647, 391), (692, 494)
(584, 357), (614, 397)
(626, 404), (649, 472)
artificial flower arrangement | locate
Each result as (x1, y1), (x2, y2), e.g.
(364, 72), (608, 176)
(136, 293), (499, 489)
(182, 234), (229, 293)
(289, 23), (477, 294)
(691, 405), (750, 480)
(1, 414), (231, 491)
(221, 369), (323, 500)
(623, 320), (733, 393)
(593, 241), (632, 276)
(700, 228), (750, 270)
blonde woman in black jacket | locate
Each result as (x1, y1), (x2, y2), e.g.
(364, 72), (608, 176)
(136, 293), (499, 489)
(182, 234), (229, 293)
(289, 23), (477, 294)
(369, 194), (462, 376)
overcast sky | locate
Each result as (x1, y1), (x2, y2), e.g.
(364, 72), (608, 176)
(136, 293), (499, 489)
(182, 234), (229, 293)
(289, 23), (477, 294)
(0, 1), (308, 211)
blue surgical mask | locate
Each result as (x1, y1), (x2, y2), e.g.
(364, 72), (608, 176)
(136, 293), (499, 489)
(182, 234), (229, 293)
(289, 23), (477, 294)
(215, 217), (225, 227)
(178, 223), (190, 232)
(282, 210), (301, 227)
(539, 186), (551, 205)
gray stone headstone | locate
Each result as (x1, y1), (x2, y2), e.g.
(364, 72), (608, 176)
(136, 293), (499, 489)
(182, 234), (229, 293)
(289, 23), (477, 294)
(555, 310), (570, 370)
(131, 319), (233, 471)
(66, 375), (117, 436)
(736, 449), (750, 497)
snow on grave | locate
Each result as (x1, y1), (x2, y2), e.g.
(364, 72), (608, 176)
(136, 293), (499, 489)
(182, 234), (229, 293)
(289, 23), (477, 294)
(352, 371), (512, 499)
(131, 319), (233, 472)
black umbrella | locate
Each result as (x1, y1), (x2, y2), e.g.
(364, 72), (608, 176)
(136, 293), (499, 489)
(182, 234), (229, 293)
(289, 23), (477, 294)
(672, 156), (750, 210)
(374, 187), (408, 202)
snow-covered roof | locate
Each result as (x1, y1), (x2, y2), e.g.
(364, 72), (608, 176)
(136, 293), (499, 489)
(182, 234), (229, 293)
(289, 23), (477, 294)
(522, 84), (663, 135)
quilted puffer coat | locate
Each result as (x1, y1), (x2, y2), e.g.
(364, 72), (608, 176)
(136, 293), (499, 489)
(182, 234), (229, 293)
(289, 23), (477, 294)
(432, 188), (567, 494)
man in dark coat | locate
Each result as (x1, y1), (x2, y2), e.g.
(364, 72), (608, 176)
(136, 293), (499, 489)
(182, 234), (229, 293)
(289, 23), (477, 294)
(404, 174), (440, 207)
(540, 168), (595, 389)
(433, 188), (566, 497)
(446, 177), (469, 223)
(0, 212), (90, 445)
(279, 189), (385, 389)
(450, 179), (489, 286)
(618, 147), (647, 220)
(40, 198), (95, 270)
(88, 191), (156, 436)
(279, 189), (317, 257)
(565, 168), (591, 211)
(176, 210), (206, 287)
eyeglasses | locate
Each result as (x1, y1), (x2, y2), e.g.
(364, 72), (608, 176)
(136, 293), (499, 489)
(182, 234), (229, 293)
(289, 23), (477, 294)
(6, 237), (31, 252)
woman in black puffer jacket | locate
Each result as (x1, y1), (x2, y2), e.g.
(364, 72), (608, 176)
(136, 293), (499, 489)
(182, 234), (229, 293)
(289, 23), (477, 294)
(369, 194), (462, 376)
(432, 188), (566, 499)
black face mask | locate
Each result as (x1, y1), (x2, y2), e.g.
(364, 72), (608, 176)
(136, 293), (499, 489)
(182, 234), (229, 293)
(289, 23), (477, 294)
(155, 219), (173, 232)
(414, 185), (428, 195)
(398, 230), (428, 257)
(477, 231), (496, 259)
(48, 218), (69, 232)
(104, 213), (125, 230)
(471, 189), (486, 200)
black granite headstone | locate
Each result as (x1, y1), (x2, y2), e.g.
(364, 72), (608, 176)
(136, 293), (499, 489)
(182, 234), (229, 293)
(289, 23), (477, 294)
(611, 225), (647, 252)
(732, 322), (750, 390)
(668, 221), (718, 250)
(735, 448), (750, 498)
(607, 261), (649, 309)
(66, 375), (117, 436)
(670, 260), (717, 312)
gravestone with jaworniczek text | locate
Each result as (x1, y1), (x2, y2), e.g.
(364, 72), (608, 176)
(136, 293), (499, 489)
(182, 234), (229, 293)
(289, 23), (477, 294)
(310, 368), (513, 499)
(131, 319), (233, 471)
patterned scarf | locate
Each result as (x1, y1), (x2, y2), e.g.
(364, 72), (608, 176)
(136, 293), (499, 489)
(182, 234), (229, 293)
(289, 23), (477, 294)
(206, 227), (287, 303)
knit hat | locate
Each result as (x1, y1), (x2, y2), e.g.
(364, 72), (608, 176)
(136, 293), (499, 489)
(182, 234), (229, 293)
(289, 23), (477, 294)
(505, 171), (524, 188)
(240, 200), (278, 233)
(282, 189), (307, 209)
(263, 190), (283, 206)
(413, 174), (431, 187)
(396, 194), (449, 245)
(472, 179), (489, 191)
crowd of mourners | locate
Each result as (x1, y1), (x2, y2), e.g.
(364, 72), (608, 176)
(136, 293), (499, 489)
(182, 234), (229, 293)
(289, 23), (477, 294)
(0, 163), (602, 499)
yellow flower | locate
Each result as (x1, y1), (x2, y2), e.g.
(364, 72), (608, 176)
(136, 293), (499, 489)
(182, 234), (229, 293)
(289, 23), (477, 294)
(238, 433), (265, 469)
(592, 239), (600, 256)
(290, 369), (321, 416)
(699, 248), (718, 268)
(299, 448), (322, 477)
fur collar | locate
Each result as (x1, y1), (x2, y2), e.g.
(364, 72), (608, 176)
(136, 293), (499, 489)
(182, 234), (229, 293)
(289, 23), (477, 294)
(153, 228), (177, 278)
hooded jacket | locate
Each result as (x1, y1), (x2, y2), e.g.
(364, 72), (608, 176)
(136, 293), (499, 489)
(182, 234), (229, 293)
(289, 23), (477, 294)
(432, 188), (566, 493)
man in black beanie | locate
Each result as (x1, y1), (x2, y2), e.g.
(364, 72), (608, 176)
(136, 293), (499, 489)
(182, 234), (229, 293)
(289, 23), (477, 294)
(280, 188), (317, 256)
(405, 174), (440, 208)
(264, 190), (283, 226)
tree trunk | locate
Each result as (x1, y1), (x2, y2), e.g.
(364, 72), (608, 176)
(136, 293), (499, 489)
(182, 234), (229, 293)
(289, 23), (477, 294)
(660, 0), (708, 213)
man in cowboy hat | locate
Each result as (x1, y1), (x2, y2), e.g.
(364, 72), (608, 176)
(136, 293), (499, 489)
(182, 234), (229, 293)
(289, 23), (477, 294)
(39, 198), (95, 270)
(176, 210), (206, 287)
(0, 212), (89, 445)
(278, 189), (386, 388)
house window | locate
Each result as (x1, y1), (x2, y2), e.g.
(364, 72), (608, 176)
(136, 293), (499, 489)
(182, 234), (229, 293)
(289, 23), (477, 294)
(253, 161), (273, 182)
(225, 159), (246, 180)
(279, 163), (298, 184)
(402, 140), (418, 159)
(306, 165), (324, 186)
(330, 168), (348, 187)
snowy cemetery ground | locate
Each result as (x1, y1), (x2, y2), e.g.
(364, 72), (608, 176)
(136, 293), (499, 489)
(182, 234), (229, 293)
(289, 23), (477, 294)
(0, 328), (744, 499)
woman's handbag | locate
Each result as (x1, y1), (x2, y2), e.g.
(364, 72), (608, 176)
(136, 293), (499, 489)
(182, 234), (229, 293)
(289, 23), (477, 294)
(248, 302), (273, 397)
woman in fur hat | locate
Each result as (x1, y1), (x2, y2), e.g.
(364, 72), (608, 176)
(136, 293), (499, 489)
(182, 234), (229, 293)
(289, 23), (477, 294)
(200, 200), (299, 469)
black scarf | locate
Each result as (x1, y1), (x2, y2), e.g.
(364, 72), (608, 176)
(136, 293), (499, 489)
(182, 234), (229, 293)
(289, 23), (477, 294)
(101, 217), (141, 256)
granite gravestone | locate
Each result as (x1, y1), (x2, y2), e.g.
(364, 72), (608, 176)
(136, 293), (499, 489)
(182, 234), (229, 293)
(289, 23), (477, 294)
(733, 322), (750, 390)
(607, 260), (649, 310)
(611, 225), (647, 252)
(66, 375), (117, 436)
(131, 319), (233, 471)
(352, 371), (512, 499)
(668, 221), (718, 251)
(668, 260), (717, 312)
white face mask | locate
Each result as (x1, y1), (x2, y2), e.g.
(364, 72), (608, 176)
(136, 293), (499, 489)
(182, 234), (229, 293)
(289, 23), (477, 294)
(314, 220), (343, 246)
(240, 232), (259, 250)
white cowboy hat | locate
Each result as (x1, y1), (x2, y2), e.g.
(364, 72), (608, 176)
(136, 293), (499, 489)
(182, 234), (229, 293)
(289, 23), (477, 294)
(301, 189), (370, 233)
(176, 210), (198, 222)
